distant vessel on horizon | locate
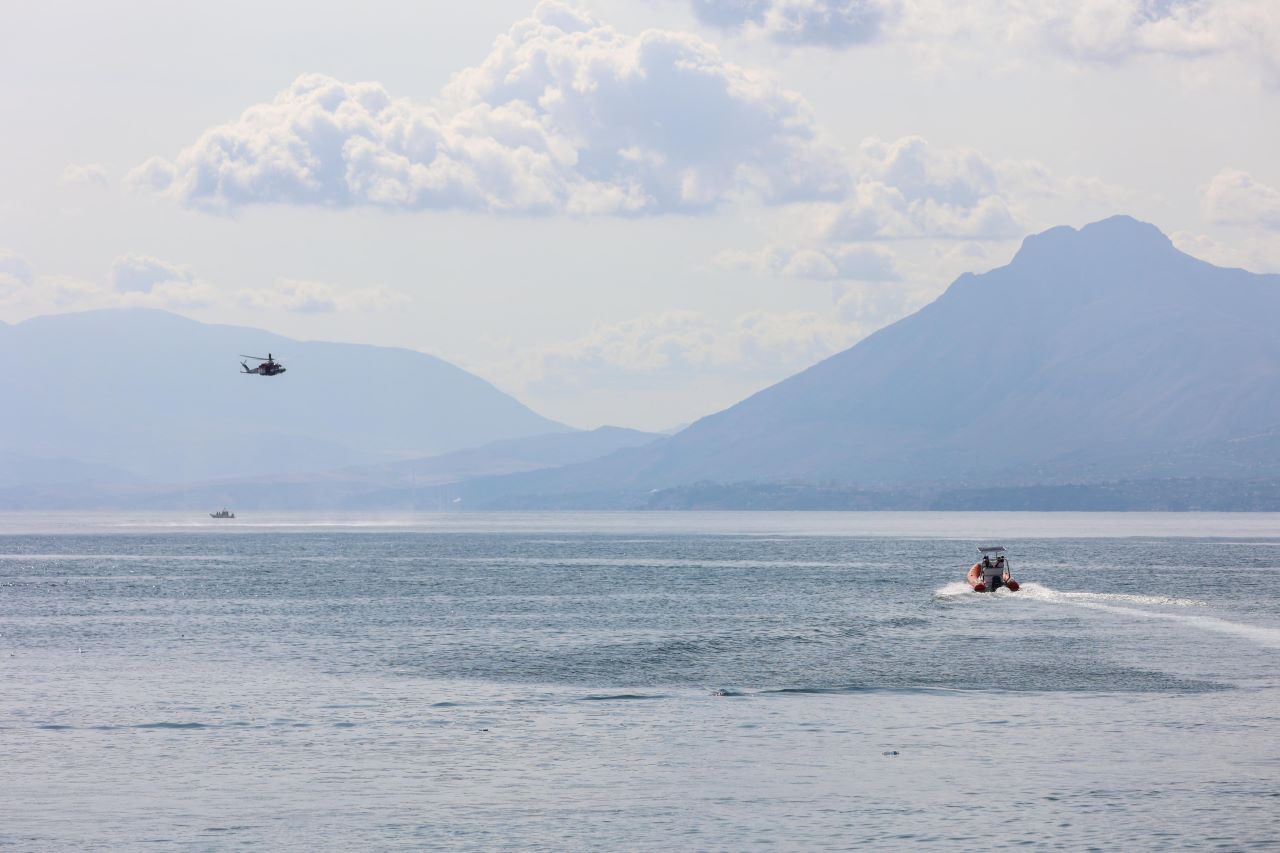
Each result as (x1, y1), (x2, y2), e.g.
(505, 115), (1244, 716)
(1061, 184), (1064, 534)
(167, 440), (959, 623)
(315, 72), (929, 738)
(210, 509), (235, 519)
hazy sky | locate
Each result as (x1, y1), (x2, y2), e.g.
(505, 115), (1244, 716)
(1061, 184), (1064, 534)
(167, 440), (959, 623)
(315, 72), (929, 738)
(3, 0), (1278, 430)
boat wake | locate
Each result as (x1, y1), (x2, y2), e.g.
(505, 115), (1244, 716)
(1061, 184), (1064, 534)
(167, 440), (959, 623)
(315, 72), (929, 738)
(1014, 582), (1199, 608)
(934, 581), (980, 598)
(934, 580), (1197, 607)
(936, 580), (1280, 649)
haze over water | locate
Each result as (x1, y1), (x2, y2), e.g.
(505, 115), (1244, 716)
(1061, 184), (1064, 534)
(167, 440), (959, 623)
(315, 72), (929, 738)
(3, 512), (1278, 850)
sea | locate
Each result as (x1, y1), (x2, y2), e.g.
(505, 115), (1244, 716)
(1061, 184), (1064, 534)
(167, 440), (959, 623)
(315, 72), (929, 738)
(2, 512), (1278, 851)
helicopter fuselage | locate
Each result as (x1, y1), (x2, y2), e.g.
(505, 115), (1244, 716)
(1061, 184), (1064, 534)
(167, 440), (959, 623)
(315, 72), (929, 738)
(243, 363), (286, 375)
(240, 354), (286, 376)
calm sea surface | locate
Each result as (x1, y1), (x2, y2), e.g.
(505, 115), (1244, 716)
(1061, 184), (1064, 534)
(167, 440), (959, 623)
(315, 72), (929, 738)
(2, 512), (1278, 850)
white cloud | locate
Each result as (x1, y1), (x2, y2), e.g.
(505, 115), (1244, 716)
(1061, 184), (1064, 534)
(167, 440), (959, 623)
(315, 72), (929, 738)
(715, 242), (899, 279)
(859, 135), (997, 206)
(1171, 229), (1280, 273)
(834, 280), (915, 324)
(129, 2), (847, 215)
(236, 279), (341, 314)
(58, 163), (109, 188)
(691, 0), (1280, 87)
(497, 308), (870, 393)
(798, 136), (1130, 243)
(1202, 169), (1280, 229)
(237, 278), (412, 314)
(2, 254), (410, 315)
(814, 136), (1023, 241)
(109, 253), (195, 293)
(706, 134), (1114, 294)
(1028, 0), (1277, 75)
(691, 0), (893, 47)
(707, 134), (1131, 321)
(0, 260), (117, 311)
(821, 182), (1021, 241)
(102, 254), (219, 307)
(954, 0), (1280, 87)
(0, 249), (36, 297)
(485, 290), (1029, 425)
(26, 275), (110, 307)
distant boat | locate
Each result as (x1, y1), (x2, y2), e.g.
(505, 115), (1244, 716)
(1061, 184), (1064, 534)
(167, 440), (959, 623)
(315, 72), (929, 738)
(210, 509), (235, 519)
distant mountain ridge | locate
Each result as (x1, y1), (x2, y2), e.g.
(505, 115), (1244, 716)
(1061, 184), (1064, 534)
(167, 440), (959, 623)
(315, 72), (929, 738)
(0, 426), (662, 510)
(452, 215), (1280, 504)
(3, 308), (567, 482)
(8, 216), (1280, 511)
(170, 425), (661, 510)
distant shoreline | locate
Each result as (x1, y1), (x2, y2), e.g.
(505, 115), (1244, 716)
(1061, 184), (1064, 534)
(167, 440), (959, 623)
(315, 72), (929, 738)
(5, 475), (1280, 513)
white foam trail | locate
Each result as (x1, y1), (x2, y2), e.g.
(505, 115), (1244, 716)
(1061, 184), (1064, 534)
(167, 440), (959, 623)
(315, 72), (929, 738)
(1015, 582), (1199, 608)
(1016, 583), (1280, 649)
(933, 581), (975, 598)
(933, 581), (1026, 599)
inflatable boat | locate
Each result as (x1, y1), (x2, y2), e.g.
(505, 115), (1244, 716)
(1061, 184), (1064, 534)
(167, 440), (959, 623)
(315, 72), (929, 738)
(967, 545), (1019, 592)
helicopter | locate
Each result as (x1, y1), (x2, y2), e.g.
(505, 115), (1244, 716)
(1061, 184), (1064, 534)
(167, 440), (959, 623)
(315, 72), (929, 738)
(240, 353), (286, 376)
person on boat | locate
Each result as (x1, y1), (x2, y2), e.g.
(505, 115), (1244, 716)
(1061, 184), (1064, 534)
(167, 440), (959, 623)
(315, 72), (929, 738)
(969, 550), (1020, 592)
(996, 555), (1013, 586)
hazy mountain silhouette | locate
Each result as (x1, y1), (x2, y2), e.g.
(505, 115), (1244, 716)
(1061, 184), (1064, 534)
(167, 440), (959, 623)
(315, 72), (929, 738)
(9, 216), (1278, 509)
(0, 451), (139, 487)
(459, 216), (1280, 502)
(357, 425), (663, 486)
(2, 308), (566, 482)
(0, 425), (661, 509)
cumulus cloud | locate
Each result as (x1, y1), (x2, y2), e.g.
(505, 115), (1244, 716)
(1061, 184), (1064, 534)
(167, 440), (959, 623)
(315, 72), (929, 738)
(488, 289), (952, 404)
(834, 279), (916, 324)
(1202, 169), (1280, 229)
(501, 308), (868, 393)
(128, 2), (846, 215)
(706, 135), (1102, 288)
(690, 0), (1280, 86)
(708, 134), (1131, 302)
(0, 254), (111, 315)
(715, 242), (898, 279)
(0, 249), (36, 296)
(1171, 229), (1280, 272)
(58, 163), (109, 188)
(109, 253), (195, 293)
(1, 253), (409, 315)
(101, 254), (220, 307)
(691, 0), (893, 47)
(815, 136), (1023, 241)
(817, 136), (1127, 241)
(1029, 0), (1276, 72)
(237, 278), (412, 314)
(946, 0), (1280, 87)
(237, 279), (342, 314)
(859, 136), (996, 206)
(821, 183), (1021, 241)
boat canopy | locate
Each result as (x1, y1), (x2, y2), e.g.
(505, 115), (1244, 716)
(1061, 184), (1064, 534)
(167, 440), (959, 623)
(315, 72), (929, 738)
(977, 546), (1006, 554)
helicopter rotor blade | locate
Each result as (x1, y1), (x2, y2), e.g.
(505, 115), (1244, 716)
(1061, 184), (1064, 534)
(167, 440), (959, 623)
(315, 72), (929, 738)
(239, 354), (269, 360)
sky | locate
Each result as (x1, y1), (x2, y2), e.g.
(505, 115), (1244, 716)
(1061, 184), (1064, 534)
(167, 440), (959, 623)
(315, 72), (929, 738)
(2, 0), (1279, 431)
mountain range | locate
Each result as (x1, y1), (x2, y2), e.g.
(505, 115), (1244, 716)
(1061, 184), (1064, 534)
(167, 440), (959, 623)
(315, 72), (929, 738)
(449, 215), (1280, 505)
(2, 308), (566, 483)
(6, 215), (1280, 510)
